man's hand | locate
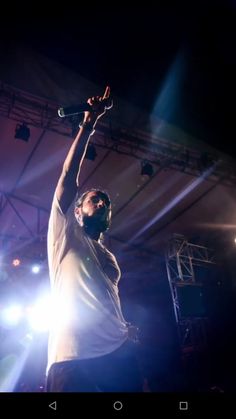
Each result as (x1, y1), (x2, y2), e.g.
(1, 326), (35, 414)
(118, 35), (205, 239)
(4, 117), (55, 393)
(128, 324), (140, 343)
(83, 86), (113, 126)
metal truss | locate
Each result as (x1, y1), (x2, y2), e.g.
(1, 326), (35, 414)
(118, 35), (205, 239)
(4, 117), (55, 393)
(0, 189), (155, 261)
(0, 190), (49, 261)
(165, 234), (216, 353)
(0, 82), (71, 136)
(1, 82), (236, 187)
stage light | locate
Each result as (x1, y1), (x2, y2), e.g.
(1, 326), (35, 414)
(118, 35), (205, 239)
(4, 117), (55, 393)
(15, 122), (30, 142)
(1, 304), (23, 327)
(31, 264), (40, 274)
(27, 293), (74, 332)
(141, 161), (154, 177)
(27, 295), (52, 332)
(12, 258), (21, 267)
(85, 144), (97, 161)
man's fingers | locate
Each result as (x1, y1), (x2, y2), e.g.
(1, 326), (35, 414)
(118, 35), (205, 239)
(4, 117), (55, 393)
(102, 86), (110, 100)
(86, 87), (111, 115)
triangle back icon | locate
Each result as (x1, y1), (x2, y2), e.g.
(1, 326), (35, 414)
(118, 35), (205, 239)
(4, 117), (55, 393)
(49, 401), (57, 410)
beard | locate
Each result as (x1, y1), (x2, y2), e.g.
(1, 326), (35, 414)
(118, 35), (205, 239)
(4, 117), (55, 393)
(82, 209), (111, 233)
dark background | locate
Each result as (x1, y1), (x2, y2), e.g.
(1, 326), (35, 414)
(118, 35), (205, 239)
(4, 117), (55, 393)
(1, 1), (235, 157)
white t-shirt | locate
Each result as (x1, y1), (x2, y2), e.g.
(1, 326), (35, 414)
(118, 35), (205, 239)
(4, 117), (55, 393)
(46, 194), (128, 373)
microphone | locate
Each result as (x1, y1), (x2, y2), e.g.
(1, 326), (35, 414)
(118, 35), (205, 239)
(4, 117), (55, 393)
(58, 99), (113, 118)
(58, 103), (90, 118)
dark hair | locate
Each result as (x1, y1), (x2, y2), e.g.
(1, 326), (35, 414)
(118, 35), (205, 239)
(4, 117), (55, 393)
(75, 188), (111, 209)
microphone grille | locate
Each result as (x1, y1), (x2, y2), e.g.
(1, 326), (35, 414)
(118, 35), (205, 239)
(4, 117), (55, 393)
(58, 108), (65, 118)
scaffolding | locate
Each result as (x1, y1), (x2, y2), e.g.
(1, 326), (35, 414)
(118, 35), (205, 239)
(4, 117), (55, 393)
(1, 81), (236, 187)
(166, 234), (217, 353)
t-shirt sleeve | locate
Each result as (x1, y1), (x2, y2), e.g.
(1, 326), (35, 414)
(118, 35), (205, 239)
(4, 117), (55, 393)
(48, 192), (68, 246)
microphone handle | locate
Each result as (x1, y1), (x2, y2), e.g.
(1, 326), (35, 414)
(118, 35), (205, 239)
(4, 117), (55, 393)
(58, 103), (91, 118)
(58, 98), (113, 118)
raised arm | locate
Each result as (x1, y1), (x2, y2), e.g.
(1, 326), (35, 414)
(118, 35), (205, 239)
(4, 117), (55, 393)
(56, 86), (111, 213)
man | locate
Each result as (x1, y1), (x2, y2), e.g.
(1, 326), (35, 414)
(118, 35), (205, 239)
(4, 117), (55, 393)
(46, 87), (142, 392)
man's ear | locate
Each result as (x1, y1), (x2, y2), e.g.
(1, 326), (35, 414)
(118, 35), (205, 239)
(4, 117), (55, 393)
(74, 206), (83, 225)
